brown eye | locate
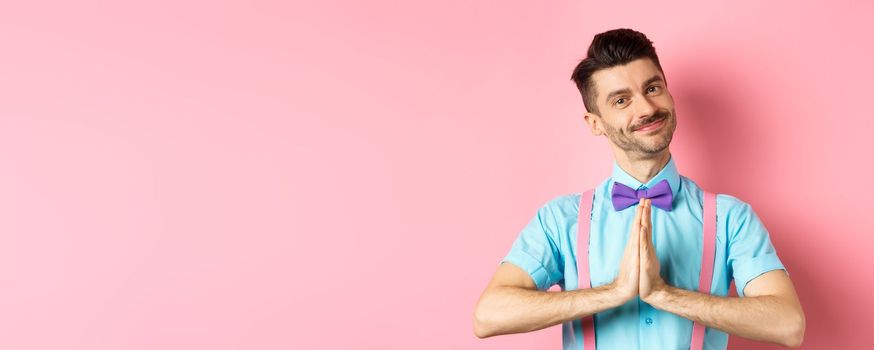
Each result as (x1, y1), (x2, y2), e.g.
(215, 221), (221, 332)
(616, 98), (626, 105)
(647, 86), (660, 93)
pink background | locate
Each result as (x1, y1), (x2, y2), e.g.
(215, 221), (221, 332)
(0, 1), (870, 349)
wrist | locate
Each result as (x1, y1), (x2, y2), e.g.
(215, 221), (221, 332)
(642, 281), (671, 306)
(605, 281), (634, 306)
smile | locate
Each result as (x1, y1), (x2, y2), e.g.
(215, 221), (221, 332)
(634, 117), (666, 132)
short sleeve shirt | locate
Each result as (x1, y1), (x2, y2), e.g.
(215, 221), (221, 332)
(502, 157), (787, 350)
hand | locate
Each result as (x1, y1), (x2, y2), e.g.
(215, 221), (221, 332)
(639, 199), (666, 301)
(610, 198), (643, 303)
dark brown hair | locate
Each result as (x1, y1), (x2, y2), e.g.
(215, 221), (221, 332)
(570, 28), (664, 114)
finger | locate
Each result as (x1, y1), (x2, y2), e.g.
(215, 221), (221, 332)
(633, 202), (641, 230)
(633, 198), (644, 223)
(638, 223), (643, 260)
(644, 200), (654, 252)
(638, 201), (644, 233)
(645, 200), (653, 243)
(640, 199), (651, 250)
(631, 203), (643, 240)
(633, 218), (640, 260)
(639, 207), (646, 254)
(641, 199), (652, 234)
(630, 199), (645, 262)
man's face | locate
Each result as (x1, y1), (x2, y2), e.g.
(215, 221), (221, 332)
(585, 58), (676, 156)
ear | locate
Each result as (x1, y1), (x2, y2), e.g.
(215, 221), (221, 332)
(583, 112), (605, 136)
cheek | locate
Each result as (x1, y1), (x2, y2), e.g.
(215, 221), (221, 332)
(659, 94), (675, 109)
(603, 120), (628, 135)
(603, 112), (634, 131)
(651, 97), (671, 109)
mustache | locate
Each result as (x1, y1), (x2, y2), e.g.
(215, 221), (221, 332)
(632, 110), (671, 131)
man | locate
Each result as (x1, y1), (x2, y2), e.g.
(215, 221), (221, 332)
(473, 28), (805, 349)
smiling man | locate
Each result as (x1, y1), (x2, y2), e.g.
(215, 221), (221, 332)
(473, 28), (805, 349)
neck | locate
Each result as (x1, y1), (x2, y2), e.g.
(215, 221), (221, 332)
(613, 149), (671, 184)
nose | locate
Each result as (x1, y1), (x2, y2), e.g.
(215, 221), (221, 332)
(633, 95), (657, 121)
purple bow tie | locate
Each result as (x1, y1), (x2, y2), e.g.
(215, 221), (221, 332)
(611, 179), (673, 211)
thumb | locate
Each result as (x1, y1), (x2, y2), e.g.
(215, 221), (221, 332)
(630, 229), (640, 275)
(633, 221), (641, 260)
(636, 222), (644, 277)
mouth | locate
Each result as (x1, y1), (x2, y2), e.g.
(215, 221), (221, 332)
(633, 116), (666, 133)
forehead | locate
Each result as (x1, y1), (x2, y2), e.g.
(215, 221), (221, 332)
(590, 58), (664, 101)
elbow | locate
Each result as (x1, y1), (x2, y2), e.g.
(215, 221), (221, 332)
(473, 318), (493, 339)
(780, 311), (806, 348)
(473, 304), (497, 338)
(473, 297), (503, 339)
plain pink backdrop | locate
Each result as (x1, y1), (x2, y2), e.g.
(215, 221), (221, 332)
(0, 0), (870, 349)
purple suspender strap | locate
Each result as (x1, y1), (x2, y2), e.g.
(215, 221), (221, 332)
(574, 189), (717, 350)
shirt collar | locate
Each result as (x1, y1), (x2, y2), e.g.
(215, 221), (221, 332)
(610, 155), (681, 201)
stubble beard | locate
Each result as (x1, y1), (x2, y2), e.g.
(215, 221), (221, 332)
(603, 109), (676, 155)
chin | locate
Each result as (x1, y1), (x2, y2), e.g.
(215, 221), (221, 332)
(641, 135), (673, 153)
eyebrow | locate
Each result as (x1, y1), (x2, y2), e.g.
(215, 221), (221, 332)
(604, 88), (631, 104)
(641, 75), (665, 89)
(603, 74), (666, 104)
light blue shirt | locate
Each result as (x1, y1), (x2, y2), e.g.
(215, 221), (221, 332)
(502, 156), (787, 350)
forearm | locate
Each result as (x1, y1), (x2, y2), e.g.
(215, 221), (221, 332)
(645, 285), (804, 347)
(474, 282), (624, 338)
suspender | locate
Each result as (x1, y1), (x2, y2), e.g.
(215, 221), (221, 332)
(694, 191), (718, 349)
(576, 189), (597, 350)
(572, 189), (717, 349)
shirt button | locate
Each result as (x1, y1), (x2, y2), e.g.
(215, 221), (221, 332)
(645, 317), (653, 326)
